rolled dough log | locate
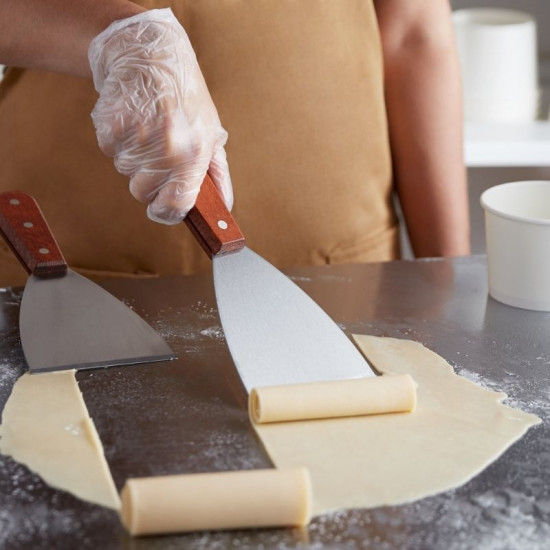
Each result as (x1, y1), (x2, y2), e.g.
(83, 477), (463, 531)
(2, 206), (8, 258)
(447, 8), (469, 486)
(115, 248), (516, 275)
(249, 375), (417, 424)
(120, 467), (312, 536)
(0, 370), (120, 510)
(252, 336), (541, 514)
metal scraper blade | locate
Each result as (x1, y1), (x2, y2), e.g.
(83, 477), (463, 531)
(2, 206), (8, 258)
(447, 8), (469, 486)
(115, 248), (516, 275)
(213, 248), (375, 392)
(20, 270), (176, 373)
(19, 270), (175, 372)
(0, 190), (175, 374)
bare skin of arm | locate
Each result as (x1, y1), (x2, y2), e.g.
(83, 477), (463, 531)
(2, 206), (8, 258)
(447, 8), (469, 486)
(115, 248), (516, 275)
(374, 0), (470, 258)
(0, 0), (144, 77)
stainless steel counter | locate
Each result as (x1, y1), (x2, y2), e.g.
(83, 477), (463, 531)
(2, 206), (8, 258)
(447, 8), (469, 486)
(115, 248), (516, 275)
(0, 255), (548, 549)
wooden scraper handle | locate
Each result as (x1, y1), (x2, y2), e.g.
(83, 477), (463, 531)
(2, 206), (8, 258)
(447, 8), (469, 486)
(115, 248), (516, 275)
(0, 175), (242, 278)
(184, 173), (245, 257)
(0, 191), (67, 278)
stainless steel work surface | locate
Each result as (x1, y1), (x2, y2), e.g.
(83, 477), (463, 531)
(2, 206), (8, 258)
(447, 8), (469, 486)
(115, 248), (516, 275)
(0, 255), (548, 549)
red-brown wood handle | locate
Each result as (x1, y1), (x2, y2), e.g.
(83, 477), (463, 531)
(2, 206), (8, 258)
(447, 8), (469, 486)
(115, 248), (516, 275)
(184, 173), (245, 257)
(0, 191), (67, 278)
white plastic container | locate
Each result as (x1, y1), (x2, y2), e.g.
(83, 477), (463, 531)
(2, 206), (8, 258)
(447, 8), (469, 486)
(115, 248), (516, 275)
(453, 8), (539, 122)
(464, 92), (540, 123)
(481, 181), (550, 311)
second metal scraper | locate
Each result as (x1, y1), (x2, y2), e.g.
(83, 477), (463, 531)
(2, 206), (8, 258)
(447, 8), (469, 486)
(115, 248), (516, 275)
(0, 191), (175, 373)
(185, 175), (374, 392)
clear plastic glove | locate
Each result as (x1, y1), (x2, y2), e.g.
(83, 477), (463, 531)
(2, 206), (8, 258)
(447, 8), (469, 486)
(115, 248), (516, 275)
(88, 9), (233, 224)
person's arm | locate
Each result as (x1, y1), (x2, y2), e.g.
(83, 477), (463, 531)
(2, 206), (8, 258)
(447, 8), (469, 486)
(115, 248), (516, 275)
(374, 0), (470, 257)
(0, 2), (232, 224)
(0, 0), (144, 77)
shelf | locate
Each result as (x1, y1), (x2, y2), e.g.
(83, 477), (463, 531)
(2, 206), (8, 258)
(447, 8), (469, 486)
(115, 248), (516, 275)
(464, 121), (550, 167)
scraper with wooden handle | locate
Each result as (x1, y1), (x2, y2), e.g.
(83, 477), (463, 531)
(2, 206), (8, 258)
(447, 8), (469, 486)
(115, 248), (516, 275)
(185, 175), (375, 392)
(0, 191), (176, 373)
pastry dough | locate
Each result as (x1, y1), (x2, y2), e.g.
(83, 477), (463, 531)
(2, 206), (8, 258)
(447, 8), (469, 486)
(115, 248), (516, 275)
(249, 375), (417, 424)
(120, 467), (312, 535)
(252, 336), (541, 514)
(0, 371), (120, 510)
(0, 336), (540, 528)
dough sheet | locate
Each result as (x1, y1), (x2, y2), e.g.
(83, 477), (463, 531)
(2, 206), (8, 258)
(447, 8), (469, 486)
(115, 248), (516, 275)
(252, 336), (541, 514)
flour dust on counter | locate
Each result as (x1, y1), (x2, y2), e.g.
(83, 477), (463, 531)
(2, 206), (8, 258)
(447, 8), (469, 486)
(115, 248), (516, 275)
(252, 336), (541, 515)
(458, 366), (550, 421)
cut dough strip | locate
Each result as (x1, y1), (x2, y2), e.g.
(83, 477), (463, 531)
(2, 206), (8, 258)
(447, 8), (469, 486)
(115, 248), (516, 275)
(0, 370), (120, 510)
(249, 374), (417, 424)
(120, 467), (312, 536)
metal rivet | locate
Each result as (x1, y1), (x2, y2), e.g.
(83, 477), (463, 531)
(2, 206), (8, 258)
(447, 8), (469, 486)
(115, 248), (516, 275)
(38, 248), (50, 255)
(23, 222), (33, 228)
(217, 220), (228, 230)
(9, 199), (20, 205)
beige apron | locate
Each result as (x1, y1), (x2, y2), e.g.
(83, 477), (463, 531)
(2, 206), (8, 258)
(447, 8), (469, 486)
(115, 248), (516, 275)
(0, 0), (399, 287)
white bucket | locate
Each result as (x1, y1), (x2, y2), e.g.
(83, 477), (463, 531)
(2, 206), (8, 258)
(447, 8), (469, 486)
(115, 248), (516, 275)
(481, 181), (550, 311)
(453, 8), (539, 122)
(464, 91), (540, 123)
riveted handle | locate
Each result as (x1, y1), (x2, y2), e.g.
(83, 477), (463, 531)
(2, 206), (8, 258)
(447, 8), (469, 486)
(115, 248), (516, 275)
(184, 173), (245, 258)
(0, 191), (67, 278)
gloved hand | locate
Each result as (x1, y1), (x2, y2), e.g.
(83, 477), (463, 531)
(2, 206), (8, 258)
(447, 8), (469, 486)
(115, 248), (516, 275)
(88, 9), (233, 224)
